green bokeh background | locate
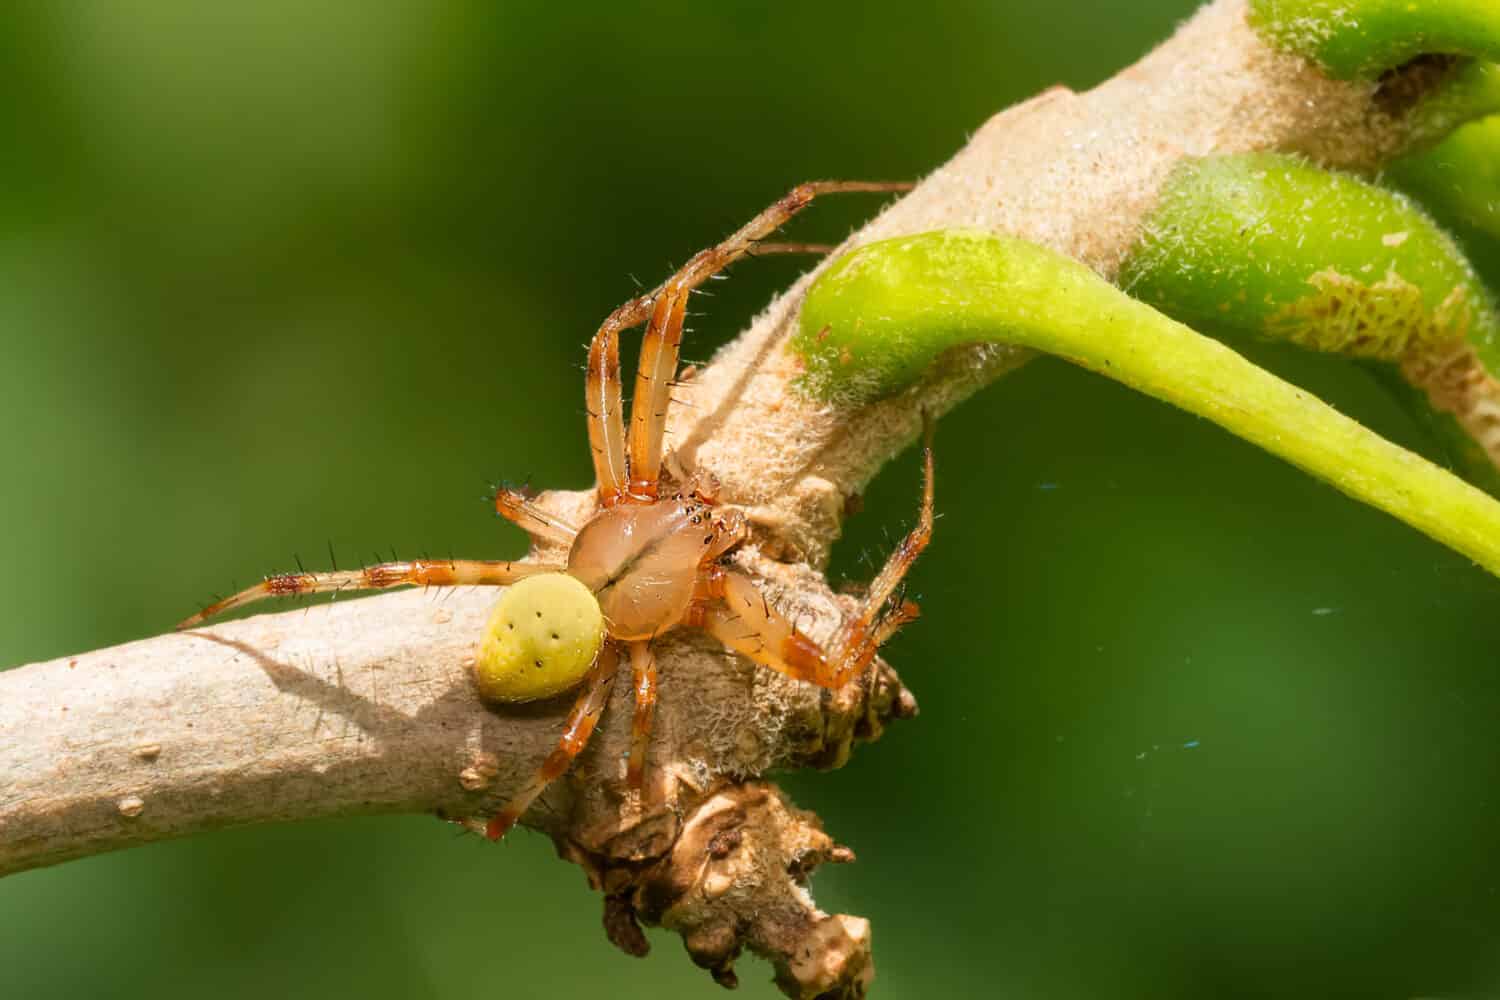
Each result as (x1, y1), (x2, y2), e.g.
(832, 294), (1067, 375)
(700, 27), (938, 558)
(3, 3), (1499, 997)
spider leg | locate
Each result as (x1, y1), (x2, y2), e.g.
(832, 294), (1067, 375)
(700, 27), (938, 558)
(626, 640), (658, 790)
(700, 417), (934, 689)
(177, 559), (563, 630)
(493, 487), (579, 546)
(618, 180), (913, 500)
(485, 642), (620, 840)
(626, 285), (689, 498)
(586, 300), (636, 507)
(822, 417), (935, 685)
(870, 593), (922, 648)
(700, 569), (824, 683)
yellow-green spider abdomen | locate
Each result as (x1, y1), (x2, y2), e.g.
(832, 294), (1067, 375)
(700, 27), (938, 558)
(474, 573), (605, 703)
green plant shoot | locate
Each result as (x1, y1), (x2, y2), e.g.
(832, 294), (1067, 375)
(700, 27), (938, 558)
(1249, 0), (1500, 78)
(1392, 115), (1500, 244)
(793, 229), (1500, 578)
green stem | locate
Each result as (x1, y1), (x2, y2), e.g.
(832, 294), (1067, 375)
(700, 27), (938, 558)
(1406, 61), (1500, 151)
(1390, 114), (1500, 243)
(794, 230), (1500, 578)
(1117, 151), (1500, 493)
(1249, 0), (1500, 78)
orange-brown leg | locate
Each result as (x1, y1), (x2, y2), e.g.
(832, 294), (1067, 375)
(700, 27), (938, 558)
(869, 594), (923, 648)
(177, 558), (562, 629)
(613, 180), (913, 500)
(626, 640), (658, 790)
(485, 642), (620, 840)
(586, 300), (637, 507)
(493, 486), (579, 546)
(626, 287), (689, 497)
(701, 569), (840, 686)
(823, 418), (935, 682)
(701, 417), (934, 688)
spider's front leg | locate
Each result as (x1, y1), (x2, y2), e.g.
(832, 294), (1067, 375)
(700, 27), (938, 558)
(625, 181), (913, 500)
(176, 558), (563, 629)
(701, 421), (934, 690)
(584, 181), (912, 507)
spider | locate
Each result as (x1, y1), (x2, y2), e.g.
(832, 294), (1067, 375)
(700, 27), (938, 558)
(177, 181), (934, 841)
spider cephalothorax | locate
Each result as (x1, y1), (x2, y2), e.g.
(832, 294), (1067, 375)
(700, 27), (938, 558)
(564, 481), (746, 641)
(178, 181), (932, 840)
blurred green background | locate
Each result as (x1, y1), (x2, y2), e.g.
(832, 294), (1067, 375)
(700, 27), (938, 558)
(3, 2), (1499, 997)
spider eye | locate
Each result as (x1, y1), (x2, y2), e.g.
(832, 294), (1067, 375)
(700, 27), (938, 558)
(474, 573), (604, 703)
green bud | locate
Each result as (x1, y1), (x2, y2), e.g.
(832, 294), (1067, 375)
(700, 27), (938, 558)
(1120, 153), (1498, 368)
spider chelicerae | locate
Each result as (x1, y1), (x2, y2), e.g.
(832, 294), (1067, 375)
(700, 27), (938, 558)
(178, 181), (934, 840)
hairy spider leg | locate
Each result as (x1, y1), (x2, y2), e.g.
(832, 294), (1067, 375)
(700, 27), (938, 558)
(176, 559), (563, 630)
(626, 640), (658, 790)
(869, 594), (923, 648)
(699, 420), (934, 689)
(486, 642), (620, 840)
(624, 180), (914, 500)
(626, 287), (689, 497)
(492, 486), (580, 546)
(580, 180), (914, 506)
(823, 419), (935, 684)
(585, 297), (639, 506)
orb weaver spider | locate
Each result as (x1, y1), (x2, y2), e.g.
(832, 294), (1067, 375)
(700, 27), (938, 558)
(177, 181), (933, 841)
